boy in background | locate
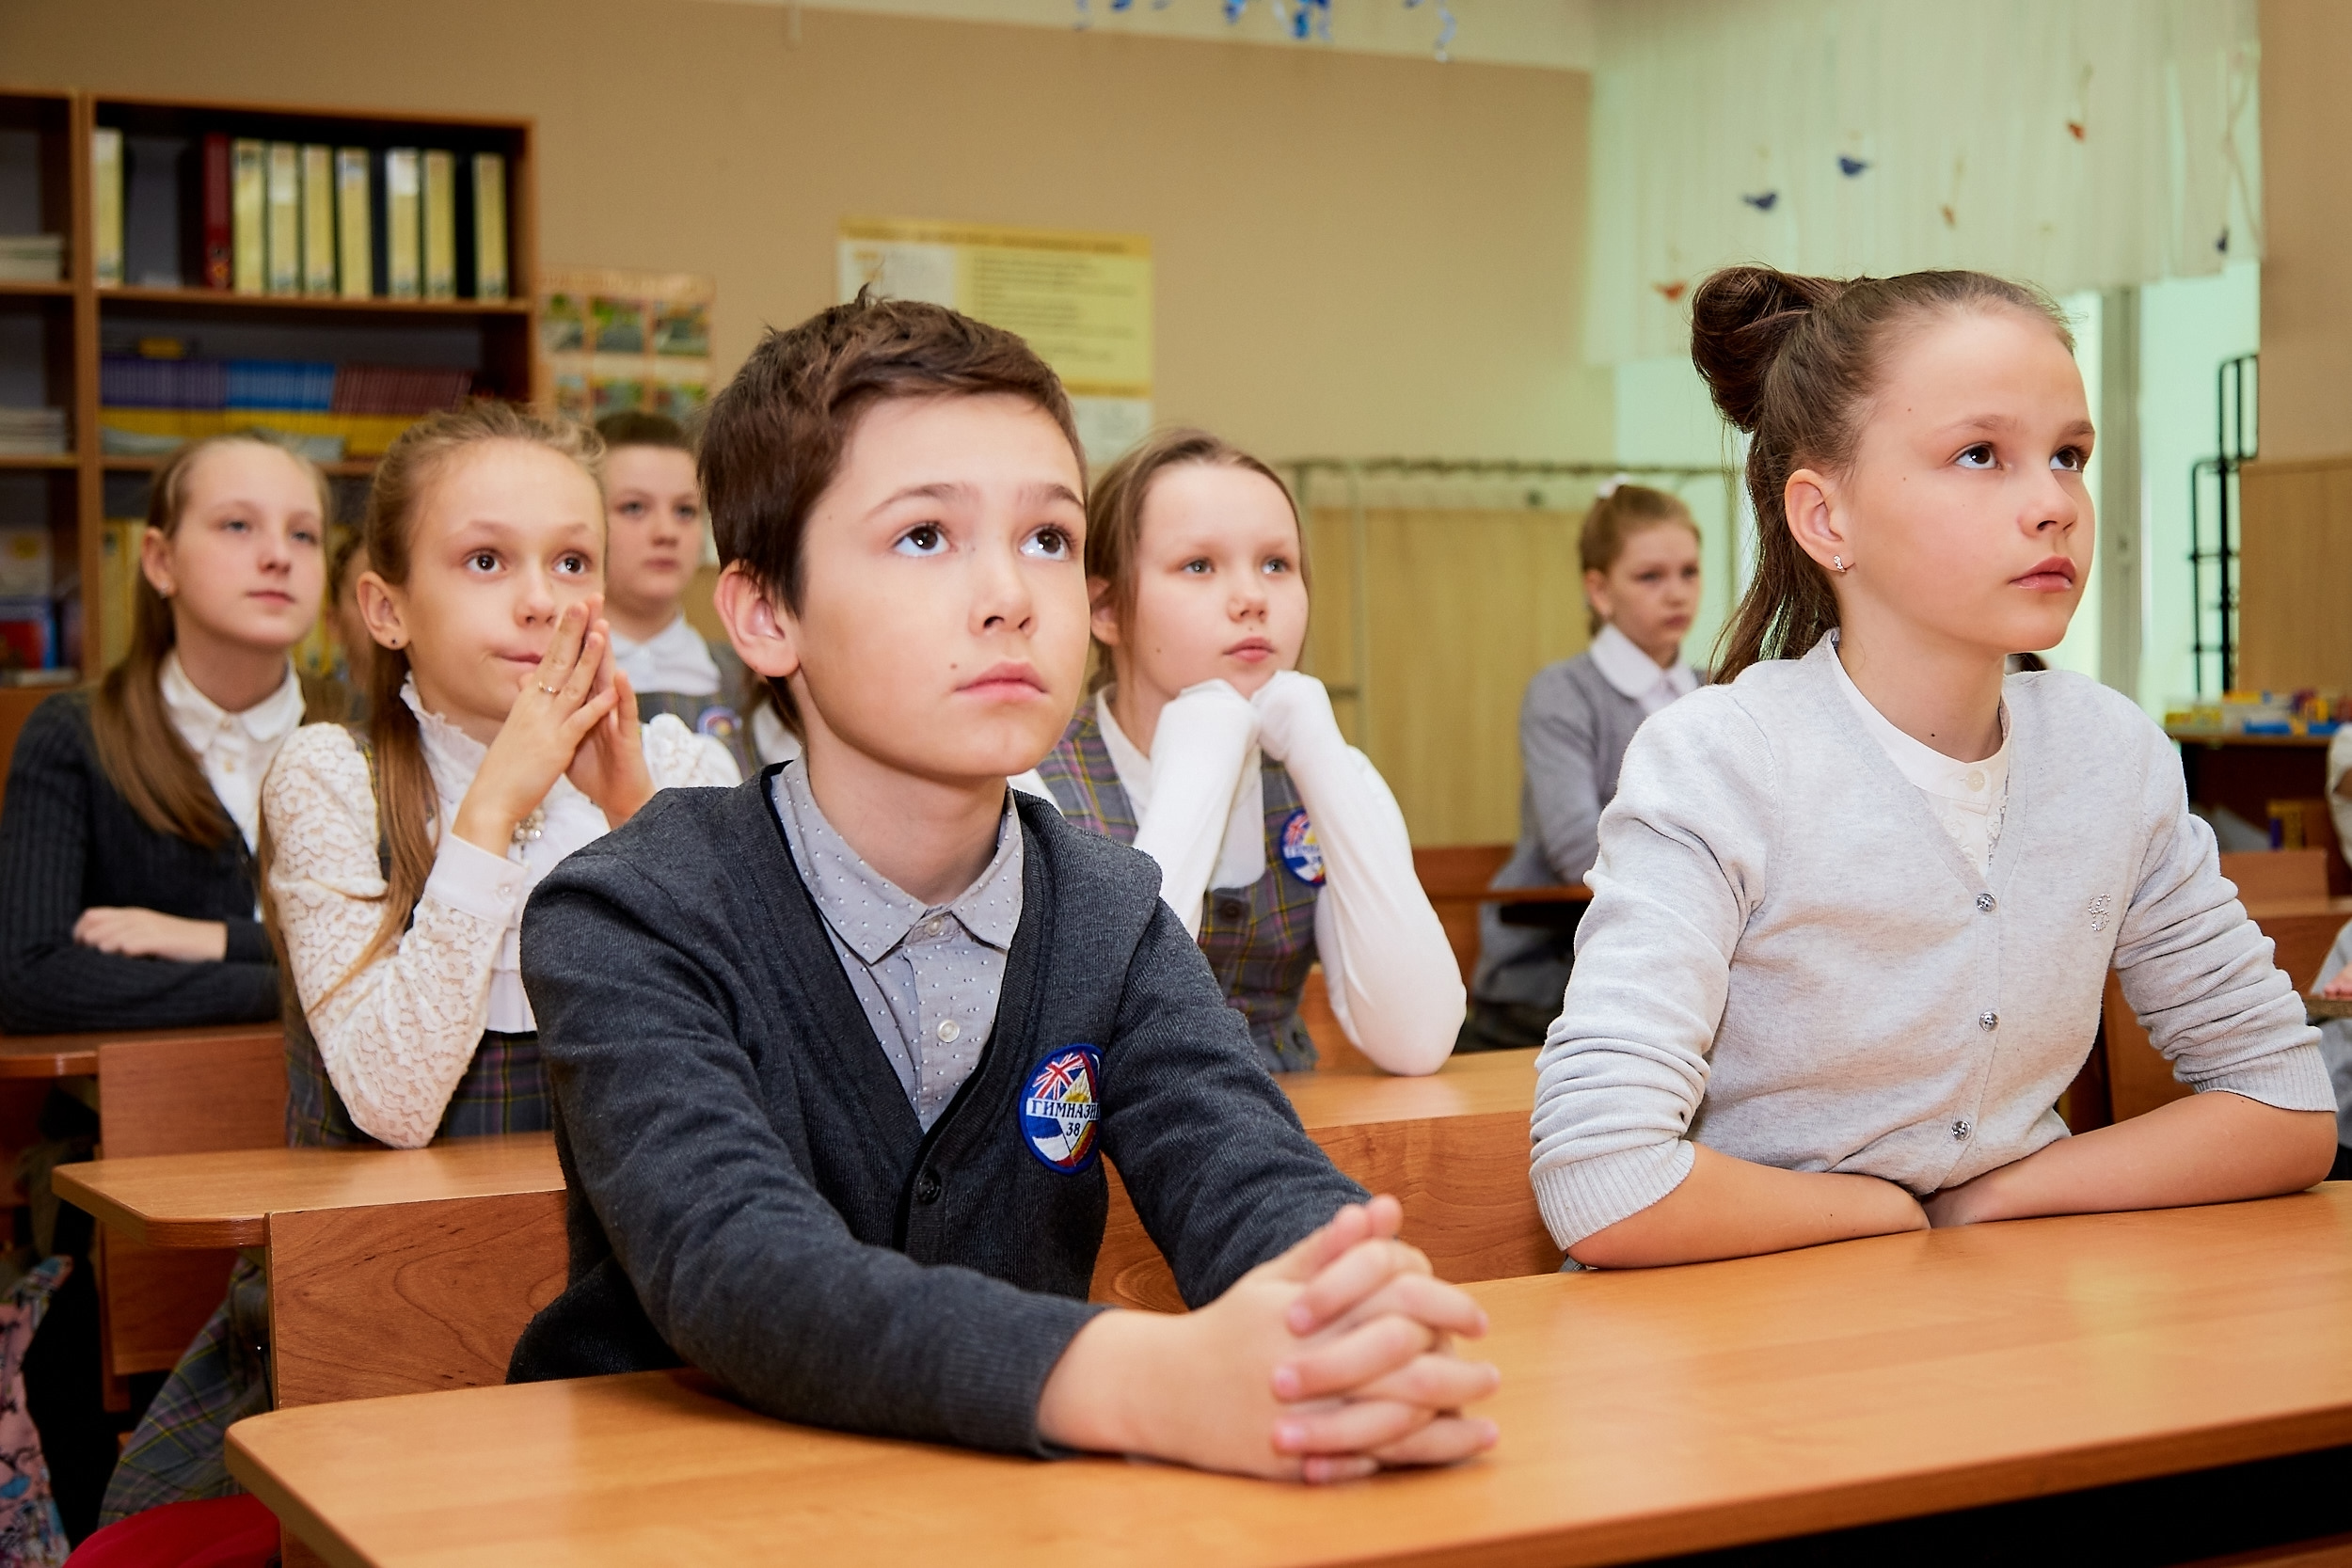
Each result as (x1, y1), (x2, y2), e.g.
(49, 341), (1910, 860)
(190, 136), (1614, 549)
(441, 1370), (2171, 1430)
(512, 299), (1501, 1479)
(594, 410), (757, 776)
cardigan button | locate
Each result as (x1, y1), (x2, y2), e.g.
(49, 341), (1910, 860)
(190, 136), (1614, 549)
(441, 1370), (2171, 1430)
(1975, 893), (1996, 913)
(914, 1170), (943, 1205)
(1978, 1010), (1998, 1031)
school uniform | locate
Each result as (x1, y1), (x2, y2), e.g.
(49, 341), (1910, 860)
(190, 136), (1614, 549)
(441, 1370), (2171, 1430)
(613, 612), (753, 782)
(1465, 627), (1696, 1051)
(0, 660), (310, 1034)
(1531, 636), (2333, 1250)
(506, 765), (1364, 1452)
(1033, 676), (1461, 1076)
(99, 681), (729, 1526)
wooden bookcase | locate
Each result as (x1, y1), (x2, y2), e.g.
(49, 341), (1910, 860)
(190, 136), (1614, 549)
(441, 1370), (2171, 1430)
(0, 88), (536, 798)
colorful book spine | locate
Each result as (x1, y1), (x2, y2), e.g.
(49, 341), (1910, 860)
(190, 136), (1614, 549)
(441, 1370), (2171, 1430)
(264, 143), (300, 296)
(335, 149), (373, 299)
(421, 150), (456, 301)
(231, 139), (266, 295)
(384, 149), (421, 300)
(470, 152), (507, 301)
(300, 145), (336, 296)
(201, 135), (231, 290)
(91, 128), (123, 288)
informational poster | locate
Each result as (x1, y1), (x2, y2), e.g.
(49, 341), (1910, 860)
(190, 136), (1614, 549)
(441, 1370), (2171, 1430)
(837, 218), (1152, 462)
(536, 267), (714, 425)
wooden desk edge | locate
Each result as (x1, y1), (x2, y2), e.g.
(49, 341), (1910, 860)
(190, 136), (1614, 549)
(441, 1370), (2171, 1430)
(221, 1367), (2352, 1568)
(50, 1164), (267, 1250)
(0, 1048), (98, 1078)
(225, 1437), (368, 1568)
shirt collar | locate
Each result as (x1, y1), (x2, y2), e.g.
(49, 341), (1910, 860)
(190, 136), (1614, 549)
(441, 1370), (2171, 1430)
(1588, 624), (1696, 707)
(1825, 631), (2010, 806)
(771, 759), (1024, 964)
(611, 613), (721, 696)
(159, 652), (306, 746)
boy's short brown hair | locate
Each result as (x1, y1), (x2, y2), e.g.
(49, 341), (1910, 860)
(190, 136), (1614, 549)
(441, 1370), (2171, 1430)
(700, 294), (1083, 617)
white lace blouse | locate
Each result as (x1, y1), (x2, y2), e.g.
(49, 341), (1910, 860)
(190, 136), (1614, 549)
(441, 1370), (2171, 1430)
(262, 682), (733, 1148)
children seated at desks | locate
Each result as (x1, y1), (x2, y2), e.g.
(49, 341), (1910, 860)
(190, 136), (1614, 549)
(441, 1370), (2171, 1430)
(1027, 430), (1460, 1075)
(99, 404), (733, 1525)
(0, 434), (337, 1035)
(507, 297), (1500, 1481)
(1461, 483), (1701, 1053)
(595, 409), (752, 780)
(1533, 266), (2337, 1270)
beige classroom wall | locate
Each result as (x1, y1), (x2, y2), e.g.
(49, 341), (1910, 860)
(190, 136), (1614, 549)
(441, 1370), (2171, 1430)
(0, 0), (1606, 465)
(2237, 0), (2352, 689)
(5, 0), (1608, 843)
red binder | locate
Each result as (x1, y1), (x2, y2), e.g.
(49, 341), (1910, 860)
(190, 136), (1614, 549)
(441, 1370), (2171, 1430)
(201, 134), (231, 291)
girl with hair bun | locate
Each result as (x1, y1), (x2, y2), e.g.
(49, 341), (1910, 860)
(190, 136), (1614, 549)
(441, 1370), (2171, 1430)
(1531, 266), (2337, 1270)
(1463, 483), (1701, 1052)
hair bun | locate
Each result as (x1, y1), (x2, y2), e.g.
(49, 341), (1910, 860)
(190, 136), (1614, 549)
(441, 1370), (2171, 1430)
(1689, 266), (1842, 433)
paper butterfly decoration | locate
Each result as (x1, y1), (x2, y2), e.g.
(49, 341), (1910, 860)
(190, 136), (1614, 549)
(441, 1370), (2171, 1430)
(1837, 155), (1869, 177)
(1742, 191), (1779, 213)
(1654, 280), (1689, 304)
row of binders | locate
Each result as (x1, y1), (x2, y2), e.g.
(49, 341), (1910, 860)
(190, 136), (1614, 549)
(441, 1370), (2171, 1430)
(91, 129), (509, 303)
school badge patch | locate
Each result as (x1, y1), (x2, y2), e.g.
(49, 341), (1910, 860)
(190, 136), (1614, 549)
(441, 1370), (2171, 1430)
(695, 704), (743, 747)
(1278, 808), (1326, 885)
(1020, 1045), (1103, 1174)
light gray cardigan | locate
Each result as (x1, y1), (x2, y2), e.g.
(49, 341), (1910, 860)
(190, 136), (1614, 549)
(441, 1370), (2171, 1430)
(1531, 637), (2334, 1248)
(1473, 654), (1651, 1007)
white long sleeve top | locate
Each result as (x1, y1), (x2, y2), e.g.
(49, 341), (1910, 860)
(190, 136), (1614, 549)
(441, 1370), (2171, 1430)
(262, 683), (733, 1148)
(1104, 673), (1464, 1076)
(1530, 638), (2333, 1248)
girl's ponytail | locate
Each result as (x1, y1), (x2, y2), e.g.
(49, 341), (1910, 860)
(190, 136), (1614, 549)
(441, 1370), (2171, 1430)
(1696, 265), (2072, 684)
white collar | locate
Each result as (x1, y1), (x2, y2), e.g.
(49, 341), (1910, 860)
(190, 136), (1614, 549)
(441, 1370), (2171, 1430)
(1826, 633), (2010, 806)
(399, 677), (596, 822)
(610, 612), (720, 697)
(1588, 625), (1697, 711)
(159, 652), (306, 744)
(1095, 688), (1266, 891)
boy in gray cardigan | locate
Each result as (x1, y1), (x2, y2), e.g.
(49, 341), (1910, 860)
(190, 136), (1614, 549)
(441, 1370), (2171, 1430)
(509, 297), (1500, 1481)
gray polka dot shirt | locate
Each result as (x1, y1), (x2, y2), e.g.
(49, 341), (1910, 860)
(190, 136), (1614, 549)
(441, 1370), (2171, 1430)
(771, 764), (1023, 1130)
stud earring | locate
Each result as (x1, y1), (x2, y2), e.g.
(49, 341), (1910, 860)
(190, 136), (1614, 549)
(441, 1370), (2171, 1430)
(1831, 555), (1851, 574)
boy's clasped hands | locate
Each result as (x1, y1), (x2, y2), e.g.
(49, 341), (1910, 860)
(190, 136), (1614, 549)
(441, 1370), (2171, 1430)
(1040, 1196), (1502, 1482)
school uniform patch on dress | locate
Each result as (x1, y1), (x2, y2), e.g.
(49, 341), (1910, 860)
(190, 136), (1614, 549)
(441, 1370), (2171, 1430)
(1019, 1045), (1103, 1173)
(1278, 809), (1326, 885)
(695, 705), (743, 747)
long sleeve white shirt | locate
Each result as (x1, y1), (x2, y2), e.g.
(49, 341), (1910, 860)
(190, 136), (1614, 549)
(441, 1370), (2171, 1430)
(1103, 674), (1463, 1075)
(262, 683), (733, 1148)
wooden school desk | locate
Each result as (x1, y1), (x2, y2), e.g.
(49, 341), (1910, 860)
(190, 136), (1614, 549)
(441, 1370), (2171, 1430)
(226, 1185), (2352, 1568)
(53, 1135), (567, 1408)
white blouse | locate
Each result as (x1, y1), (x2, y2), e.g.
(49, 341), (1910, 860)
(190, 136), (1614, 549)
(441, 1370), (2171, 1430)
(159, 653), (307, 852)
(262, 680), (733, 1148)
(1828, 637), (2011, 871)
(1586, 624), (1699, 717)
(1099, 672), (1464, 1076)
(612, 612), (721, 698)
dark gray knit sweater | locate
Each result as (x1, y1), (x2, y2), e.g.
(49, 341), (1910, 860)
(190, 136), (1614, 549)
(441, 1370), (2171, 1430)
(507, 774), (1364, 1454)
(0, 691), (279, 1034)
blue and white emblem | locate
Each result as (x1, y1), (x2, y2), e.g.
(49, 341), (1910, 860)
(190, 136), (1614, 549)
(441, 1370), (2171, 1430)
(695, 704), (743, 746)
(1277, 808), (1326, 885)
(1019, 1045), (1103, 1174)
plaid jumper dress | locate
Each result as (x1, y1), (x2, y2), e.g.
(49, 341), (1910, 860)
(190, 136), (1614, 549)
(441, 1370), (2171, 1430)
(1034, 708), (1324, 1073)
(101, 730), (552, 1526)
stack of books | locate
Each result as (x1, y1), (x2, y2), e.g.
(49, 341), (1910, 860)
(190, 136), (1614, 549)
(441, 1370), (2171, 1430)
(0, 407), (68, 456)
(99, 354), (472, 460)
(93, 127), (511, 303)
(0, 234), (64, 283)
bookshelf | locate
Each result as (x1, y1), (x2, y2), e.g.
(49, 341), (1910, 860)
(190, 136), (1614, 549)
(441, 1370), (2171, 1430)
(0, 87), (535, 774)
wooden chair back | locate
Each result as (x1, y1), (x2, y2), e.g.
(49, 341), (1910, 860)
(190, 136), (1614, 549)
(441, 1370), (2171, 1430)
(94, 1028), (286, 1386)
(1411, 843), (1592, 984)
(267, 1189), (568, 1409)
(2218, 847), (2330, 903)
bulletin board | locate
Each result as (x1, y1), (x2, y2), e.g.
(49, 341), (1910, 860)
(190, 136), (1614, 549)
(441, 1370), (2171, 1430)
(837, 218), (1152, 461)
(536, 267), (715, 425)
